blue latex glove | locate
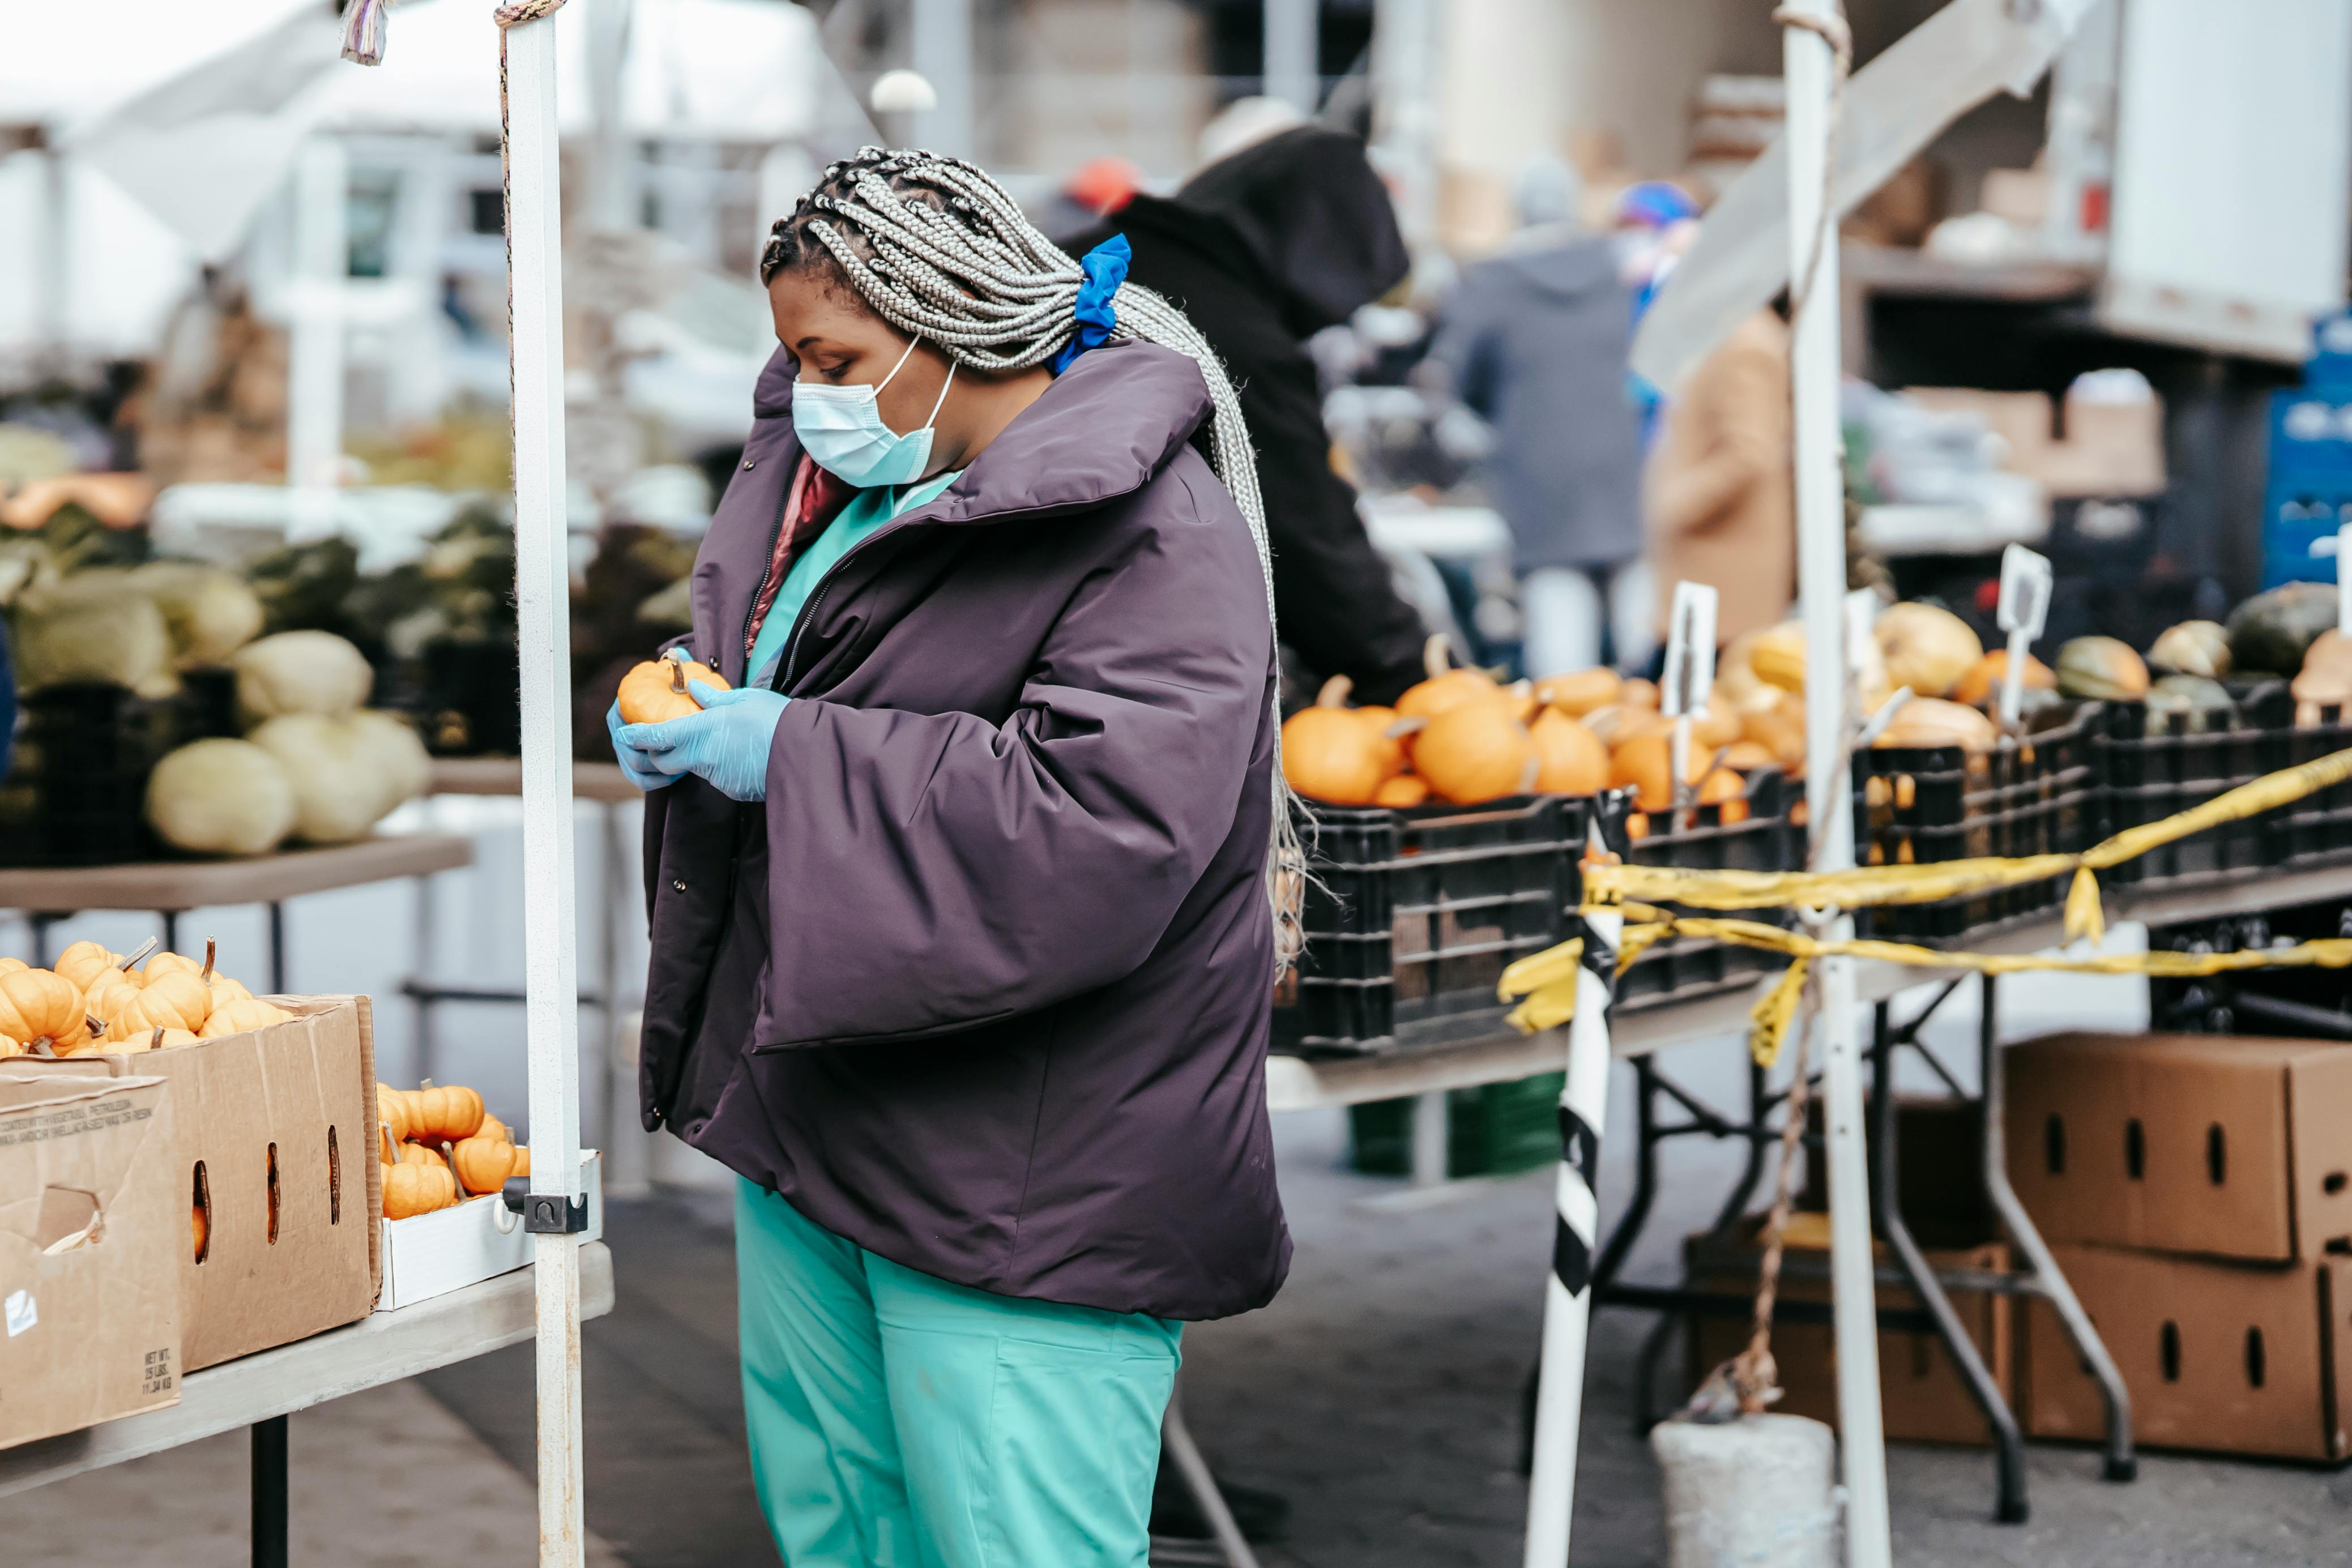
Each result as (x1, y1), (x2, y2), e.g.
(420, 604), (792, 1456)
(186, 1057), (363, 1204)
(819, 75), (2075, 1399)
(617, 682), (789, 802)
(607, 700), (676, 792)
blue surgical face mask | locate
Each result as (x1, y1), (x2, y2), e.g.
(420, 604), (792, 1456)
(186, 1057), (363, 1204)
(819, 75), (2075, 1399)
(791, 335), (957, 489)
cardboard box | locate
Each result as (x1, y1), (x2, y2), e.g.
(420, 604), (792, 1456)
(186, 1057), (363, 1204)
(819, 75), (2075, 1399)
(378, 1151), (604, 1311)
(2004, 1032), (2352, 1264)
(0, 1072), (182, 1450)
(2021, 1243), (2352, 1462)
(22, 997), (381, 1369)
(1685, 1215), (2014, 1446)
(1803, 1095), (1995, 1249)
(1903, 386), (2166, 498)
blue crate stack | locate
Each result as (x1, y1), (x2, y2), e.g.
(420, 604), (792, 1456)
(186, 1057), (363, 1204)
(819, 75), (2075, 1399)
(2262, 313), (2352, 589)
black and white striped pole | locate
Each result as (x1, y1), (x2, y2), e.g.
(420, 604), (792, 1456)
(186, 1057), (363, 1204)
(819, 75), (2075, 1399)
(1522, 821), (1621, 1568)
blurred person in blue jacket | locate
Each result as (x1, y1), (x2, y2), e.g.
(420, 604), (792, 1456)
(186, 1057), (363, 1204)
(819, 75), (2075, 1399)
(1428, 157), (1650, 676)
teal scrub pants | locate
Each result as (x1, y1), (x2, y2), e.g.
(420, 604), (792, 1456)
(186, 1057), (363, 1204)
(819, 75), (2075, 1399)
(735, 1179), (1182, 1567)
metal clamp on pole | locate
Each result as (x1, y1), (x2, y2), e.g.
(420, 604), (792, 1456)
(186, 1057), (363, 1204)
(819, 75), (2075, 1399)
(502, 1178), (590, 1234)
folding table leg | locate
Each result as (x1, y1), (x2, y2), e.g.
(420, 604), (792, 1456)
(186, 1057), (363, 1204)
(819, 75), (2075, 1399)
(1161, 1384), (1260, 1568)
(252, 1415), (288, 1568)
(1871, 1003), (2027, 1523)
(267, 902), (287, 994)
(1976, 975), (2136, 1482)
(161, 909), (178, 956)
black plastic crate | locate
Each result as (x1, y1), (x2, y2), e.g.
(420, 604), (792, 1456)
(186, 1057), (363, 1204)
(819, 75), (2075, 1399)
(1851, 701), (2102, 943)
(2262, 690), (2352, 867)
(1603, 768), (1799, 1009)
(0, 682), (185, 866)
(2097, 685), (2280, 890)
(1274, 794), (1578, 1056)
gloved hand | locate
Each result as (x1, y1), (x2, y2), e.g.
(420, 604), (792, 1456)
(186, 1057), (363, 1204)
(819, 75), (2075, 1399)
(608, 700), (678, 792)
(617, 683), (790, 802)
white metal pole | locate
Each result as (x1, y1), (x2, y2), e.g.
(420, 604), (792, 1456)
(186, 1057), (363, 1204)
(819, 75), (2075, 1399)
(1782, 4), (1892, 1564)
(1521, 883), (1617, 1567)
(585, 0), (633, 232)
(1263, 0), (1320, 114)
(1369, 0), (1438, 251)
(36, 144), (71, 365)
(287, 137), (348, 542)
(502, 11), (588, 1566)
(911, 0), (975, 156)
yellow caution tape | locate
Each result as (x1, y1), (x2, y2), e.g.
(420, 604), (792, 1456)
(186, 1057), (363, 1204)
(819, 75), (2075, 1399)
(1581, 744), (2352, 945)
(1500, 904), (2352, 1067)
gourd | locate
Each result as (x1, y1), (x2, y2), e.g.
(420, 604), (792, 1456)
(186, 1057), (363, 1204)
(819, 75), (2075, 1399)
(1394, 636), (1505, 723)
(145, 951), (200, 979)
(1952, 650), (2054, 710)
(232, 630), (374, 725)
(1740, 699), (1807, 771)
(1874, 603), (1982, 699)
(209, 974), (254, 1007)
(0, 969), (86, 1050)
(1580, 703), (1672, 747)
(1747, 622), (1808, 692)
(1718, 740), (1778, 772)
(11, 582), (177, 698)
(1621, 678), (1662, 709)
(249, 713), (404, 844)
(1412, 701), (1538, 805)
(378, 1084), (413, 1147)
(2054, 636), (2150, 700)
(199, 998), (296, 1039)
(0, 958), (22, 975)
(1529, 709), (1607, 794)
(382, 1159), (458, 1220)
(129, 562), (264, 669)
(1372, 774), (1429, 808)
(1696, 768), (1749, 824)
(2227, 582), (2340, 676)
(2148, 674), (2236, 731)
(1536, 668), (1621, 717)
(617, 650), (731, 725)
(404, 1084), (486, 1143)
(451, 1126), (524, 1194)
(2149, 620), (2231, 680)
(0, 1033), (22, 1059)
(1280, 677), (1403, 806)
(347, 710), (433, 813)
(53, 941), (122, 992)
(1608, 732), (1710, 813)
(147, 738), (297, 857)
(82, 967), (141, 1024)
(1872, 697), (1999, 753)
(193, 1203), (207, 1261)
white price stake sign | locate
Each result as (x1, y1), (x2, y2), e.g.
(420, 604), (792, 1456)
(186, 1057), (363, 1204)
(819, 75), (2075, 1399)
(2312, 524), (2352, 634)
(1995, 544), (2054, 728)
(1662, 582), (1718, 822)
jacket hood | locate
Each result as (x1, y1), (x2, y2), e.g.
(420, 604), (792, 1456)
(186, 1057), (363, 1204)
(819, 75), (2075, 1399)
(746, 339), (1213, 524)
(1480, 233), (1622, 303)
(1146, 126), (1410, 338)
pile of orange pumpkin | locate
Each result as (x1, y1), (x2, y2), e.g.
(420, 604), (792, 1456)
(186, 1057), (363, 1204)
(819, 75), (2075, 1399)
(377, 1082), (532, 1220)
(0, 938), (293, 1058)
(1281, 636), (1788, 834)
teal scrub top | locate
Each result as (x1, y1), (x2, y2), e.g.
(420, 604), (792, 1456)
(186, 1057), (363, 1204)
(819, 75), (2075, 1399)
(745, 469), (959, 689)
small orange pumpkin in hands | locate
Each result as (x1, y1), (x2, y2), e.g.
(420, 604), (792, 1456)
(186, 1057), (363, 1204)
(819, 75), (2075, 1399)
(617, 650), (731, 725)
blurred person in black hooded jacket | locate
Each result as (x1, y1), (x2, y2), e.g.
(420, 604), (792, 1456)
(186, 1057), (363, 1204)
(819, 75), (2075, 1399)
(1076, 125), (1429, 706)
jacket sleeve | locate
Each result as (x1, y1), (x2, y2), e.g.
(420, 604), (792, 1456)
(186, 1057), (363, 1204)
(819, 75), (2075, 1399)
(749, 484), (1271, 1048)
(1225, 335), (1431, 706)
(1647, 340), (1783, 539)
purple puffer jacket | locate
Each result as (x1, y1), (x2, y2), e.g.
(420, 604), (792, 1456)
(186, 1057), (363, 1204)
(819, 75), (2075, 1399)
(638, 339), (1291, 1321)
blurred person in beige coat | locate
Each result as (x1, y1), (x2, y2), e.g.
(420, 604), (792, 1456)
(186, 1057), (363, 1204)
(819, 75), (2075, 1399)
(1646, 309), (1796, 647)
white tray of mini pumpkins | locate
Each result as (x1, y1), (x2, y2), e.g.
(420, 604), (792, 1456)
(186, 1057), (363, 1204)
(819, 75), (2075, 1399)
(375, 1081), (602, 1312)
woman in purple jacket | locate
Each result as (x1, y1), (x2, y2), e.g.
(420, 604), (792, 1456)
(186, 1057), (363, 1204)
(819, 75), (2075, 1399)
(610, 148), (1295, 1565)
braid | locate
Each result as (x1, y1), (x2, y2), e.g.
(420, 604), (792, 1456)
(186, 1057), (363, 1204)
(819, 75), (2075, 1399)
(762, 148), (1306, 966)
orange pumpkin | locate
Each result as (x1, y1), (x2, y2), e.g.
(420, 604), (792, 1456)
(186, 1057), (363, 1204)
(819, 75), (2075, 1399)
(1581, 704), (1673, 747)
(0, 957), (24, 975)
(123, 969), (211, 1035)
(1952, 650), (2054, 709)
(0, 1032), (23, 1059)
(193, 1203), (208, 1261)
(1414, 702), (1538, 805)
(1687, 705), (1743, 749)
(1281, 677), (1405, 806)
(53, 941), (122, 992)
(383, 1159), (458, 1220)
(82, 967), (142, 1024)
(617, 652), (731, 725)
(199, 998), (296, 1039)
(1394, 635), (1506, 723)
(1535, 668), (1621, 718)
(1529, 710), (1607, 794)
(1372, 773), (1430, 808)
(451, 1129), (523, 1195)
(1740, 702), (1808, 772)
(1621, 677), (1661, 709)
(1608, 732), (1710, 813)
(400, 1142), (446, 1168)
(510, 1147), (532, 1180)
(406, 1084), (486, 1143)
(0, 969), (86, 1049)
(1717, 740), (1779, 772)
(378, 1084), (413, 1147)
(1697, 767), (1749, 824)
(144, 950), (203, 982)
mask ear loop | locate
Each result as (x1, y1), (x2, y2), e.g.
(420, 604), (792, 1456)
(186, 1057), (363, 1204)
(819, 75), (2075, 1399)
(873, 334), (923, 394)
(916, 358), (958, 433)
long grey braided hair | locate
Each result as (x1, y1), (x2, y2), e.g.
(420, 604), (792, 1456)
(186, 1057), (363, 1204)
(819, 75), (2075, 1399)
(759, 146), (1307, 966)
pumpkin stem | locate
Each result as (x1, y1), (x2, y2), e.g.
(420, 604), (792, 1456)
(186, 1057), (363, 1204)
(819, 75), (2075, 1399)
(1314, 674), (1354, 709)
(200, 938), (216, 982)
(120, 936), (158, 971)
(669, 660), (687, 695)
(150, 1026), (165, 1050)
(1423, 633), (1451, 681)
(1385, 716), (1429, 738)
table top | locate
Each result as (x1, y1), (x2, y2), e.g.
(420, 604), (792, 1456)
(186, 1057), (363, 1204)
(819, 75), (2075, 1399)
(428, 757), (642, 805)
(1262, 863), (2352, 1112)
(1841, 241), (2099, 302)
(0, 1241), (614, 1498)
(0, 835), (476, 915)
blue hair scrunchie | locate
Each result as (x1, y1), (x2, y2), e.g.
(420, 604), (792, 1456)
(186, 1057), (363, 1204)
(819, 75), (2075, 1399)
(1047, 234), (1130, 374)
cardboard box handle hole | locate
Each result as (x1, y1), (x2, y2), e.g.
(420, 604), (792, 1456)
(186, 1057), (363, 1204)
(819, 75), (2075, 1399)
(266, 1143), (280, 1246)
